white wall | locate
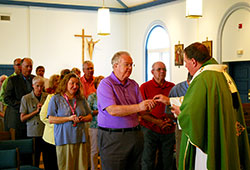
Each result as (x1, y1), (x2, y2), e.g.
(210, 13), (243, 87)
(1, 0), (249, 84)
(128, 1), (194, 84)
(128, 0), (250, 85)
(0, 6), (30, 62)
(0, 5), (128, 78)
(222, 8), (250, 62)
(29, 7), (129, 78)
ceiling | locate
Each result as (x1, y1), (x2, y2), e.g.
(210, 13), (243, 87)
(0, 0), (177, 12)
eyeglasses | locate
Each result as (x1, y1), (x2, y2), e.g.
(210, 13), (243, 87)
(14, 64), (21, 66)
(121, 63), (135, 68)
(86, 67), (94, 71)
(154, 68), (166, 72)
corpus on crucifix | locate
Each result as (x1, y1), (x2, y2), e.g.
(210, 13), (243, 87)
(74, 29), (92, 64)
(86, 38), (100, 60)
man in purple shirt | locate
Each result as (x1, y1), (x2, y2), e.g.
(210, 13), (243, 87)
(97, 51), (156, 170)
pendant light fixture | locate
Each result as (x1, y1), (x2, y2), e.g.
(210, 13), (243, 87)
(186, 0), (203, 18)
(97, 0), (110, 35)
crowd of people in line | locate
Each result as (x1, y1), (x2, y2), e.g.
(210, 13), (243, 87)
(0, 42), (249, 170)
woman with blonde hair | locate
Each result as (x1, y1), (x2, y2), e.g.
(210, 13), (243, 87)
(46, 74), (60, 94)
(71, 67), (81, 78)
(41, 74), (60, 170)
(48, 73), (92, 170)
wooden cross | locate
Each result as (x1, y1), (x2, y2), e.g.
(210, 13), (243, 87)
(74, 29), (92, 64)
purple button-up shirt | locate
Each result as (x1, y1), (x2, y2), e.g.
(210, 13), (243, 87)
(97, 72), (143, 128)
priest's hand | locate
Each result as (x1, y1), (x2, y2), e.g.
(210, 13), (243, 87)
(170, 104), (181, 116)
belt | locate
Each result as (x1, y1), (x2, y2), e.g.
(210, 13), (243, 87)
(98, 125), (141, 132)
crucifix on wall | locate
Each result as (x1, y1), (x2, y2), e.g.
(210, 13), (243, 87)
(74, 29), (92, 64)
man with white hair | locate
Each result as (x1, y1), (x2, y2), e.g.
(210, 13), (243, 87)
(80, 60), (95, 98)
(97, 51), (156, 170)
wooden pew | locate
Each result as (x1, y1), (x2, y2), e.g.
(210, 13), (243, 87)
(0, 128), (15, 140)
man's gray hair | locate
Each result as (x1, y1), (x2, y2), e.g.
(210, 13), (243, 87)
(82, 60), (93, 69)
(32, 76), (44, 85)
(111, 51), (130, 67)
(151, 61), (167, 71)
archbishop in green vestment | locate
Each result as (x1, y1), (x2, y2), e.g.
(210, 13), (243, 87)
(177, 43), (250, 170)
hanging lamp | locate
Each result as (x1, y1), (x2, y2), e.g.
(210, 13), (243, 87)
(186, 0), (203, 18)
(97, 0), (110, 35)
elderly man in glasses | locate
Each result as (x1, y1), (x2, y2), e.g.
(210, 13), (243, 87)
(97, 51), (156, 170)
(140, 61), (176, 170)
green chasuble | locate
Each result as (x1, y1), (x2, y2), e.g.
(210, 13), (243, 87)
(178, 58), (250, 170)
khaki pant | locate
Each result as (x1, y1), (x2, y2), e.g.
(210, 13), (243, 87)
(89, 128), (101, 170)
(56, 143), (88, 170)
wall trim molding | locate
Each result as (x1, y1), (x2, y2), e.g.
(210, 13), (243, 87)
(0, 0), (175, 13)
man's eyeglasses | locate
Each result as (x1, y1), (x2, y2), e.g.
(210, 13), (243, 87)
(14, 64), (21, 66)
(122, 63), (135, 68)
(154, 68), (166, 72)
(86, 67), (94, 71)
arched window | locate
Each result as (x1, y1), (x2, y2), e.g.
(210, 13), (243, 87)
(145, 25), (171, 81)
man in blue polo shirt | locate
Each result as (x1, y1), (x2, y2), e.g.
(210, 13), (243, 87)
(97, 51), (156, 170)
